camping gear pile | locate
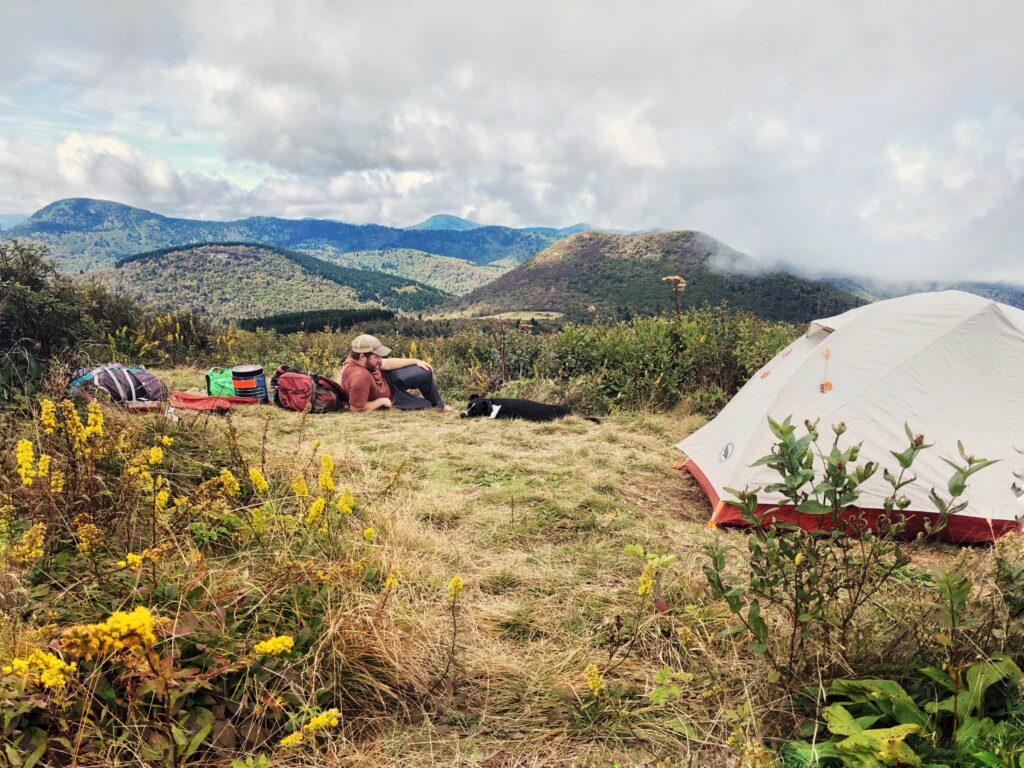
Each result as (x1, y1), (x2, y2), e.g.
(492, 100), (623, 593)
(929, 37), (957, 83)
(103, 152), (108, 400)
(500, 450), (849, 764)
(69, 361), (347, 415)
(676, 291), (1024, 543)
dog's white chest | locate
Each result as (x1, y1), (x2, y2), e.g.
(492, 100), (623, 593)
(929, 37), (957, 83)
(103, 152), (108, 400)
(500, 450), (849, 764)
(489, 404), (502, 419)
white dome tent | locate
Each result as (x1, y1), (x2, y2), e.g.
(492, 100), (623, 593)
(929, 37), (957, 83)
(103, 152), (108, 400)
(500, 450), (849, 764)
(676, 291), (1024, 543)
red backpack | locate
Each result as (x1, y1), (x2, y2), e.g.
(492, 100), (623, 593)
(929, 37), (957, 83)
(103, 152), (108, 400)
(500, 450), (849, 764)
(270, 366), (347, 414)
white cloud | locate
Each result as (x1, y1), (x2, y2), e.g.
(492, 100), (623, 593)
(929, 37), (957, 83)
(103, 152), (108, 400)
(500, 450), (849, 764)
(0, 0), (1022, 280)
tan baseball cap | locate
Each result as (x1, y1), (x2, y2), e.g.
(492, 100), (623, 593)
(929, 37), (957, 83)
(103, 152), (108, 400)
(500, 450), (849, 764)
(351, 334), (391, 357)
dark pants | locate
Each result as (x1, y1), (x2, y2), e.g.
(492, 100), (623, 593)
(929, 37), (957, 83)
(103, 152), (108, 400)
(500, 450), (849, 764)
(383, 365), (446, 410)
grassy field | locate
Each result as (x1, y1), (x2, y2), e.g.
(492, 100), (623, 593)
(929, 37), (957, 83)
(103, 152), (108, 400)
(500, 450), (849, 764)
(149, 368), (966, 767)
(161, 367), (716, 765)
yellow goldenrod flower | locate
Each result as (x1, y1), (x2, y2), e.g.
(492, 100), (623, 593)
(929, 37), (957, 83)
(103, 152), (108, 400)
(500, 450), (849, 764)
(250, 506), (268, 535)
(160, 435), (174, 446)
(253, 634), (294, 656)
(75, 514), (103, 557)
(794, 553), (805, 567)
(291, 474), (309, 497)
(279, 732), (304, 748)
(584, 664), (605, 696)
(35, 453), (51, 478)
(303, 708), (341, 732)
(117, 543), (171, 571)
(39, 399), (57, 434)
(638, 565), (654, 597)
(1, 649), (76, 690)
(305, 497), (327, 528)
(148, 446), (164, 465)
(8, 523), (46, 567)
(318, 454), (335, 492)
(363, 527), (375, 542)
(447, 575), (464, 600)
(58, 400), (88, 456)
(154, 489), (169, 509)
(248, 467), (269, 494)
(15, 439), (35, 485)
(49, 470), (65, 494)
(335, 487), (354, 514)
(85, 402), (103, 437)
(383, 572), (398, 591)
(311, 439), (321, 449)
(218, 468), (240, 496)
(61, 606), (158, 659)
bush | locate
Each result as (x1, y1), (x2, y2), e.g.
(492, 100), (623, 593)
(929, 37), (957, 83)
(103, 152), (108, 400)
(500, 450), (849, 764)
(0, 239), (217, 400)
(0, 399), (439, 764)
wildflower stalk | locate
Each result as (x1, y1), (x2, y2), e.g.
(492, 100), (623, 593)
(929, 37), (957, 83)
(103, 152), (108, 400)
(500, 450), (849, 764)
(424, 576), (463, 700)
(604, 585), (651, 675)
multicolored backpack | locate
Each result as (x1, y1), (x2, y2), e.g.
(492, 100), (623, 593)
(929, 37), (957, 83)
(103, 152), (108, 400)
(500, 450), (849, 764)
(270, 365), (346, 414)
(205, 367), (235, 397)
(69, 363), (169, 403)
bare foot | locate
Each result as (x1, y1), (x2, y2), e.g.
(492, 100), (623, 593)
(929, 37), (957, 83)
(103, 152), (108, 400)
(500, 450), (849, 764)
(440, 405), (454, 414)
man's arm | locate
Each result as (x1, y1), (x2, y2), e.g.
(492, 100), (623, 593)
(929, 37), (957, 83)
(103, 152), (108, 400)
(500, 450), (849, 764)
(351, 397), (392, 412)
(380, 357), (432, 372)
(346, 377), (392, 412)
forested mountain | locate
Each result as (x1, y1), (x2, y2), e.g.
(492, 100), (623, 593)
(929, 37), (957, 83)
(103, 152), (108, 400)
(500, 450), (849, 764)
(90, 243), (448, 322)
(10, 198), (564, 272)
(308, 247), (506, 295)
(450, 231), (863, 323)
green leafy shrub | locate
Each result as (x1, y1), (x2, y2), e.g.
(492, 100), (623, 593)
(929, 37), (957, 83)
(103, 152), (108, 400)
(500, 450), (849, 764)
(704, 418), (996, 681)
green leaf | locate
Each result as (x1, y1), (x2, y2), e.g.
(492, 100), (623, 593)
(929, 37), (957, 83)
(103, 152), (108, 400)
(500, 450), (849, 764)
(648, 683), (681, 705)
(796, 500), (832, 516)
(624, 543), (645, 558)
(748, 600), (768, 642)
(665, 718), (696, 739)
(185, 722), (213, 759)
(967, 751), (1007, 768)
(964, 656), (1023, 715)
(781, 739), (842, 766)
(919, 665), (955, 692)
(823, 703), (862, 736)
(21, 742), (47, 768)
(5, 745), (23, 768)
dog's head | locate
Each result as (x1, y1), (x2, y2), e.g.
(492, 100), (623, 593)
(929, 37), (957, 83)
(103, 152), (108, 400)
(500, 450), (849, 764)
(461, 394), (492, 418)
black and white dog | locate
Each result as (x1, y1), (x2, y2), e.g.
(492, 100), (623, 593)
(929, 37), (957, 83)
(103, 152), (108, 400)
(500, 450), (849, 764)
(460, 394), (598, 423)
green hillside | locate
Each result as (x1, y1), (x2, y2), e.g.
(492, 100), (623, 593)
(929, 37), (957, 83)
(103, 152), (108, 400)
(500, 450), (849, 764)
(91, 242), (448, 322)
(306, 246), (507, 295)
(10, 198), (561, 272)
(450, 230), (863, 323)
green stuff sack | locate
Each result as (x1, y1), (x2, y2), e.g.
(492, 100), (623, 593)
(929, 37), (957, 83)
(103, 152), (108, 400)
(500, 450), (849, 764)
(205, 367), (235, 397)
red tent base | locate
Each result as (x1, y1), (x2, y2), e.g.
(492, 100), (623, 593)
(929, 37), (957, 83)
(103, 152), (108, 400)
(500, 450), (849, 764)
(682, 459), (1019, 545)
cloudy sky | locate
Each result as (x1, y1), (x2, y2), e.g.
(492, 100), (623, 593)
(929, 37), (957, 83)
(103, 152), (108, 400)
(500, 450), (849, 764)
(1, 1), (1022, 280)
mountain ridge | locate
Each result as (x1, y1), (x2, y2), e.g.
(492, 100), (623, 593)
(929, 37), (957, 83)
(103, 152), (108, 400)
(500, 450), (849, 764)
(449, 230), (864, 323)
(92, 242), (448, 321)
(11, 198), (564, 272)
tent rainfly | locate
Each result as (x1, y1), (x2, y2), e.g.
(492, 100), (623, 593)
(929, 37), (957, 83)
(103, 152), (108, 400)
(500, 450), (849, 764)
(676, 291), (1024, 543)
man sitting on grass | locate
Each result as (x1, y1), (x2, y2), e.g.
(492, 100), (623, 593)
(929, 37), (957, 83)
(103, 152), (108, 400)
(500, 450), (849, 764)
(339, 334), (453, 413)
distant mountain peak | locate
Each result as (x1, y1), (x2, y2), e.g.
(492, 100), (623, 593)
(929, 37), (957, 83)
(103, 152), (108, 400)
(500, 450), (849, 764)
(405, 214), (481, 231)
(449, 229), (862, 323)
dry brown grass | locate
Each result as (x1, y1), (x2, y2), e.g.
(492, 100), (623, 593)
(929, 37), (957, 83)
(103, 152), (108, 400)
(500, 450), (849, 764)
(153, 368), (967, 767)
